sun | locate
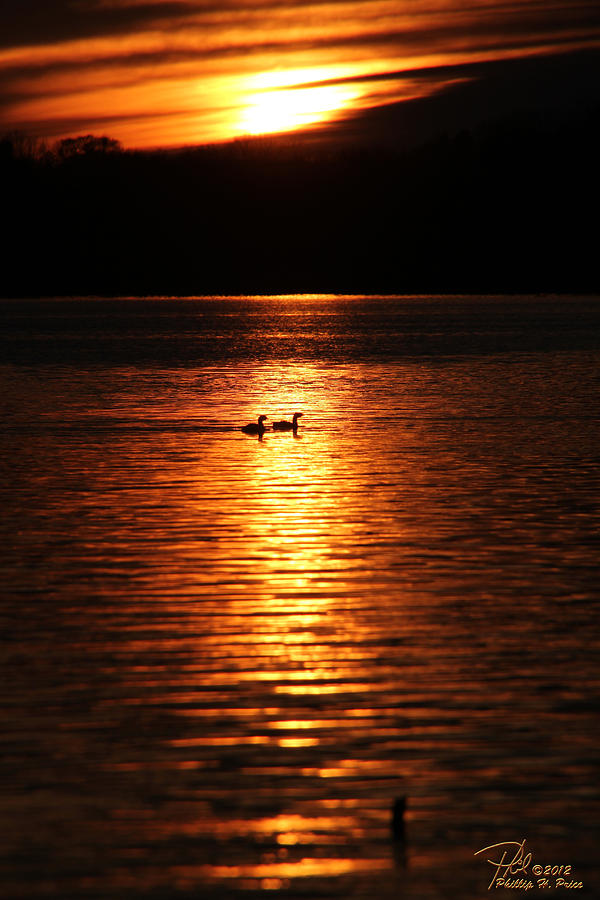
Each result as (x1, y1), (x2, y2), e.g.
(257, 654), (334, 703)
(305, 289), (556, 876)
(238, 68), (358, 137)
(240, 85), (354, 135)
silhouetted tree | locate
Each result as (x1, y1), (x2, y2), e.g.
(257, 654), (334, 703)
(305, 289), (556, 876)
(0, 130), (48, 162)
(55, 134), (122, 160)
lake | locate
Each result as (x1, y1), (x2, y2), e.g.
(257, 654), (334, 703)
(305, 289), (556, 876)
(1, 294), (599, 899)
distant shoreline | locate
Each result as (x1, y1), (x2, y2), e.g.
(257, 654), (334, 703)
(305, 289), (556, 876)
(3, 103), (598, 299)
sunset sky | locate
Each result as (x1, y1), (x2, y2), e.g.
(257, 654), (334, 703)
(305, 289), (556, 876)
(2, 1), (600, 149)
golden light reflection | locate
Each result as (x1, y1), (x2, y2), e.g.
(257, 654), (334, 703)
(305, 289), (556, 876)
(276, 737), (320, 748)
(241, 759), (402, 778)
(166, 735), (320, 748)
(175, 857), (391, 879)
(81, 352), (468, 897)
(109, 811), (366, 841)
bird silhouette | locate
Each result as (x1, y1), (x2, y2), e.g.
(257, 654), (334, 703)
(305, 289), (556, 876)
(272, 412), (303, 431)
(241, 415), (268, 435)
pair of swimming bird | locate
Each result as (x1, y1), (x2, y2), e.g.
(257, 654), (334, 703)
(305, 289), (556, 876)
(241, 413), (303, 434)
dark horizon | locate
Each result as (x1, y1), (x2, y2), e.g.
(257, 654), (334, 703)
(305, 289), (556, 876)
(2, 44), (599, 298)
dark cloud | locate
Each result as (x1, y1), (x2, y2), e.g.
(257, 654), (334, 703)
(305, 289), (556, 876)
(315, 46), (600, 150)
(0, 2), (201, 48)
(2, 0), (600, 52)
(0, 0), (371, 49)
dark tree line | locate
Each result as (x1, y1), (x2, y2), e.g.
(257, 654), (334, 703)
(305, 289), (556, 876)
(1, 108), (598, 297)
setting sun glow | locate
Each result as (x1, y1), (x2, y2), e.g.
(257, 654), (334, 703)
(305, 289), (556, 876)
(1, 1), (599, 148)
(239, 68), (359, 136)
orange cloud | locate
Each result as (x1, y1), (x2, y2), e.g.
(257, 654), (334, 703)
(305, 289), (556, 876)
(1, 0), (599, 147)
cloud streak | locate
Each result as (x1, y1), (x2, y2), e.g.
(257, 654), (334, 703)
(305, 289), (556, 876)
(1, 0), (599, 147)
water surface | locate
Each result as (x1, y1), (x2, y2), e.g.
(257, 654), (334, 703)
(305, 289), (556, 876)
(1, 295), (599, 899)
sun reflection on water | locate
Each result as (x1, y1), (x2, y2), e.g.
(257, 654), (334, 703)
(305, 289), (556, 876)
(105, 359), (415, 892)
(2, 298), (599, 900)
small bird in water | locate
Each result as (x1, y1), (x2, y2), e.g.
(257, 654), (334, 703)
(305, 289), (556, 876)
(241, 415), (268, 435)
(272, 412), (303, 431)
(391, 795), (407, 867)
(391, 795), (406, 842)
